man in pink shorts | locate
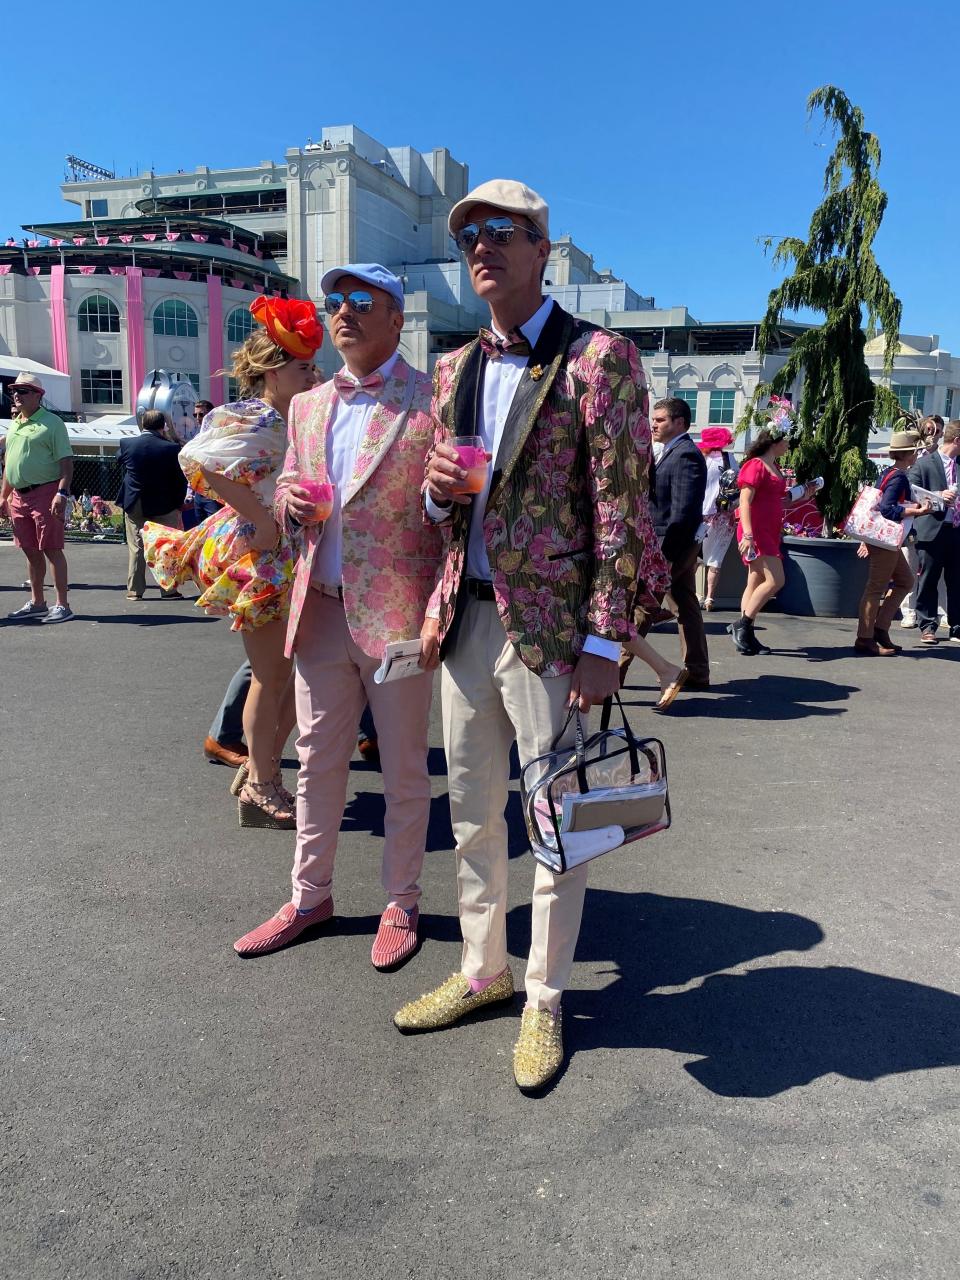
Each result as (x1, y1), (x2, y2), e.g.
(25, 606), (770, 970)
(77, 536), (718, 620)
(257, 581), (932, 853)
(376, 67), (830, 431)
(1, 373), (74, 623)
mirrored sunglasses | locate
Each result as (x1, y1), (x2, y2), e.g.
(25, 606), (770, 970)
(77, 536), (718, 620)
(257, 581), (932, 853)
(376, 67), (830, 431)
(454, 216), (543, 252)
(323, 290), (375, 316)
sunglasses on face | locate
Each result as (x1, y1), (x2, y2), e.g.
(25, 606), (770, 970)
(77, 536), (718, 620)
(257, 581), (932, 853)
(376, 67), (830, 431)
(454, 216), (543, 252)
(12, 388), (39, 396)
(323, 290), (376, 316)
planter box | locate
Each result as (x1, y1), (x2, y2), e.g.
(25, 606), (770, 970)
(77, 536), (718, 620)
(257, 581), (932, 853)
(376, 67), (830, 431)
(779, 535), (869, 618)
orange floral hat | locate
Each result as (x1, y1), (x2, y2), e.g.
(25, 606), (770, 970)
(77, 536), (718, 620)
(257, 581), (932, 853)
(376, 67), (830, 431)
(249, 296), (324, 359)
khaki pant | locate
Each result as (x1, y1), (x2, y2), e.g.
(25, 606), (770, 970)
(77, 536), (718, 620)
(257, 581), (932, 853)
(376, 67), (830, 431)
(125, 500), (182, 596)
(440, 596), (588, 1011)
(857, 544), (914, 639)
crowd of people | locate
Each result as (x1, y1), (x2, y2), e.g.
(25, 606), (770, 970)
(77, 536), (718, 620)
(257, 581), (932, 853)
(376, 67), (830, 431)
(3, 176), (958, 1093)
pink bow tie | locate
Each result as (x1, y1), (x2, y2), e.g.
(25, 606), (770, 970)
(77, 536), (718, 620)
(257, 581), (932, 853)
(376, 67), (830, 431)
(333, 370), (385, 401)
(478, 327), (532, 361)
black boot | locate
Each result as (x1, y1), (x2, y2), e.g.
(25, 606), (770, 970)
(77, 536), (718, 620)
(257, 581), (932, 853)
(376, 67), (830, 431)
(729, 616), (760, 655)
(744, 616), (771, 655)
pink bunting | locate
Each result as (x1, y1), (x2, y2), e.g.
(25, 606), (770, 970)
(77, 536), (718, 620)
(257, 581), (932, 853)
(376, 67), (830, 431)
(95, 235), (109, 246)
(141, 233), (157, 241)
(27, 239), (40, 248)
(254, 249), (264, 258)
(0, 264), (11, 274)
(142, 268), (161, 277)
(173, 270), (191, 280)
(73, 237), (87, 246)
(190, 233), (208, 243)
(77, 265), (97, 275)
(27, 266), (41, 275)
(50, 238), (64, 246)
(222, 237), (234, 247)
(165, 231), (180, 241)
(230, 277), (246, 288)
(4, 238), (14, 246)
(109, 266), (126, 276)
(118, 235), (134, 244)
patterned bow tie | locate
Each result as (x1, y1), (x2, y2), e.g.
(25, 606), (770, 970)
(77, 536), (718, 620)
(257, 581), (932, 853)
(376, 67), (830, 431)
(478, 327), (532, 361)
(333, 370), (386, 402)
(947, 456), (960, 526)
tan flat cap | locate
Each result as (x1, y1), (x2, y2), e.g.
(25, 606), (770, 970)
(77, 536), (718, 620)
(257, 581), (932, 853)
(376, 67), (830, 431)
(448, 179), (549, 240)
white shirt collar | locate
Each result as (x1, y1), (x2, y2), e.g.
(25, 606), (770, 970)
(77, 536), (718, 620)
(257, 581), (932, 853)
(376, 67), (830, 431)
(661, 430), (690, 457)
(489, 296), (554, 347)
(337, 349), (401, 387)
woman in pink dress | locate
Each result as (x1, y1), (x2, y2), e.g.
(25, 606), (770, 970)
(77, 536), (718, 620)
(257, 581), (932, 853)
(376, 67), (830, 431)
(730, 428), (818, 655)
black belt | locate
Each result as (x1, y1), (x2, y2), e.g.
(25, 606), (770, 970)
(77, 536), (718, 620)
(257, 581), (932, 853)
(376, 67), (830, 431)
(466, 578), (495, 601)
(14, 482), (55, 495)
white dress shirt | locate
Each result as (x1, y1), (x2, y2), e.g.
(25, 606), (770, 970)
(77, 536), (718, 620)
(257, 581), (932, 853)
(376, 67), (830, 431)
(427, 297), (618, 662)
(311, 350), (400, 586)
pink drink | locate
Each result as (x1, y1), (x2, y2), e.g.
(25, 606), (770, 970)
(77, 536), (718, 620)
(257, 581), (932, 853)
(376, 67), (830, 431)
(452, 445), (488, 495)
(298, 478), (335, 522)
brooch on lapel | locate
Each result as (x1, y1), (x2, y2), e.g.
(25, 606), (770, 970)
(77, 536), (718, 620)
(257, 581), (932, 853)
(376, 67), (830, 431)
(529, 364), (543, 382)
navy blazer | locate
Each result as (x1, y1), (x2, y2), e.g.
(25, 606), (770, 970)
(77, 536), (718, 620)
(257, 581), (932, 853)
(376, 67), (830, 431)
(116, 431), (187, 519)
(650, 433), (707, 562)
(908, 451), (954, 546)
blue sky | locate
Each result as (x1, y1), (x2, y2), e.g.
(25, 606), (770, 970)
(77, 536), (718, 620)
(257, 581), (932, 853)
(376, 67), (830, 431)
(4, 0), (958, 349)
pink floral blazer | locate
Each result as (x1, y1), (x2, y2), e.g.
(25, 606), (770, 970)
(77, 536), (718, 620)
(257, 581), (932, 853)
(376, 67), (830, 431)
(275, 356), (444, 660)
(431, 305), (669, 676)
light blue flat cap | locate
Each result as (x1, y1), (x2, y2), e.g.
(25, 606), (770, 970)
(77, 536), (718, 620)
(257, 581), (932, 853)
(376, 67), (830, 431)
(320, 262), (404, 312)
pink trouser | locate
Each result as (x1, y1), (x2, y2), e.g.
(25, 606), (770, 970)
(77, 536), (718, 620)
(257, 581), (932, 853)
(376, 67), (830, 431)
(291, 587), (434, 912)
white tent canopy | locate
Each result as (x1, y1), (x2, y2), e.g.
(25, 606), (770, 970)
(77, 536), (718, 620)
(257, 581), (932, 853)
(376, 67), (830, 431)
(0, 355), (72, 412)
(0, 414), (139, 448)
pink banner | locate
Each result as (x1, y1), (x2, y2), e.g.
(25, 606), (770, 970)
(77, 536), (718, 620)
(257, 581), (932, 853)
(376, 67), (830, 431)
(173, 270), (191, 280)
(142, 268), (161, 277)
(73, 237), (87, 246)
(206, 273), (224, 406)
(109, 266), (126, 276)
(191, 234), (208, 243)
(4, 238), (15, 246)
(27, 266), (41, 276)
(27, 239), (40, 248)
(230, 277), (244, 288)
(50, 238), (64, 246)
(118, 235), (134, 244)
(165, 232), (180, 242)
(77, 265), (96, 275)
(49, 265), (70, 374)
(142, 233), (157, 241)
(95, 235), (109, 246)
(125, 267), (146, 410)
(0, 264), (11, 275)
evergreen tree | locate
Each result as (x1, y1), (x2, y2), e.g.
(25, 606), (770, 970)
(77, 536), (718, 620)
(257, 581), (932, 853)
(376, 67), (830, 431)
(746, 85), (902, 531)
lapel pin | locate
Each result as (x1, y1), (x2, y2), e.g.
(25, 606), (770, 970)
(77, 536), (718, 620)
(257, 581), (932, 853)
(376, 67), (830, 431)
(529, 364), (543, 381)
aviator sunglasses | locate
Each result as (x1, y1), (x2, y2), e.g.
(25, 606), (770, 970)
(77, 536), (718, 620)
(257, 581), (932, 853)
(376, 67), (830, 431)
(454, 216), (543, 252)
(323, 290), (380, 316)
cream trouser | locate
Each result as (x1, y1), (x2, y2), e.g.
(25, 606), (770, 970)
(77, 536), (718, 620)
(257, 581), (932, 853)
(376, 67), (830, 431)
(440, 597), (588, 1011)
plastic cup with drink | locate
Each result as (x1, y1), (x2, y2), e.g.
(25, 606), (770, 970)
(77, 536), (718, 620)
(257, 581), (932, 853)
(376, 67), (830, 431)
(450, 434), (488, 496)
(297, 478), (335, 523)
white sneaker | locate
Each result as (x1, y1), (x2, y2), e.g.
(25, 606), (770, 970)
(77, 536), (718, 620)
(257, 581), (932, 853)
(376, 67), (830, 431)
(7, 600), (48, 620)
(899, 611), (917, 629)
(43, 604), (74, 624)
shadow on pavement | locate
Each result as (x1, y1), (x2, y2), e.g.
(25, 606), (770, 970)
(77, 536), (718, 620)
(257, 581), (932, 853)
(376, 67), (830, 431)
(622, 673), (857, 720)
(524, 889), (960, 1097)
(69, 612), (216, 627)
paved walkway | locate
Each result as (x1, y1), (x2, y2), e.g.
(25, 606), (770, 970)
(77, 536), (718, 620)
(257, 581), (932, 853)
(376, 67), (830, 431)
(3, 542), (958, 1280)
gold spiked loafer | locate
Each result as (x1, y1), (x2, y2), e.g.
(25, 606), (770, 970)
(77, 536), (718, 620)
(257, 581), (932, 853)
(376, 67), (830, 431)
(513, 1006), (564, 1092)
(393, 968), (514, 1033)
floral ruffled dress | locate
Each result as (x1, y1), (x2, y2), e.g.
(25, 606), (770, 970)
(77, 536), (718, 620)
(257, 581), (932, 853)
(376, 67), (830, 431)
(143, 399), (295, 631)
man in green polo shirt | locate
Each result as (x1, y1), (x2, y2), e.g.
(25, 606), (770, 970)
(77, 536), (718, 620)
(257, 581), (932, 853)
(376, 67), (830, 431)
(0, 372), (74, 622)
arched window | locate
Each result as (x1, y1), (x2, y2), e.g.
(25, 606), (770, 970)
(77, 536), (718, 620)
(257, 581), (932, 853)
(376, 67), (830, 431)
(78, 294), (120, 333)
(226, 306), (254, 344)
(153, 299), (199, 338)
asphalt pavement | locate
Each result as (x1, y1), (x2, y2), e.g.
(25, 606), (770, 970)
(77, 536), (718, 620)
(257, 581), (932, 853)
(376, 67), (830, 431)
(2, 541), (958, 1280)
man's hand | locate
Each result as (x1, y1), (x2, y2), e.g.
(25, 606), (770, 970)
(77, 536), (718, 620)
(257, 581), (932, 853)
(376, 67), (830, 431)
(569, 652), (620, 712)
(0, 497), (8, 520)
(51, 492), (69, 520)
(425, 441), (490, 507)
(419, 617), (440, 670)
(285, 483), (320, 525)
(940, 487), (957, 507)
(250, 515), (280, 551)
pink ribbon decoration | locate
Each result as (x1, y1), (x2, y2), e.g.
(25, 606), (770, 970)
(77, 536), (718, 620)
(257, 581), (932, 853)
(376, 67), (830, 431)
(95, 235), (109, 246)
(173, 270), (191, 280)
(77, 265), (97, 275)
(73, 237), (87, 246)
(109, 266), (126, 276)
(141, 233), (157, 241)
(0, 264), (11, 274)
(190, 233), (208, 243)
(118, 235), (134, 244)
(165, 232), (180, 241)
(50, 238), (64, 246)
(28, 266), (41, 275)
(142, 268), (161, 277)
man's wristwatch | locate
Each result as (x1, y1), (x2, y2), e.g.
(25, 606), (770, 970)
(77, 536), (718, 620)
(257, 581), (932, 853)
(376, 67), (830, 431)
(57, 489), (71, 497)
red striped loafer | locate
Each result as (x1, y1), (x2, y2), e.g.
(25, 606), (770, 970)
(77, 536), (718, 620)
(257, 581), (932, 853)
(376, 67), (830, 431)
(234, 898), (333, 958)
(371, 904), (420, 971)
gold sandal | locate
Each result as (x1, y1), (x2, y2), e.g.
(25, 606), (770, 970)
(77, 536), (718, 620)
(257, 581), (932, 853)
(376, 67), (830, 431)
(238, 779), (296, 829)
